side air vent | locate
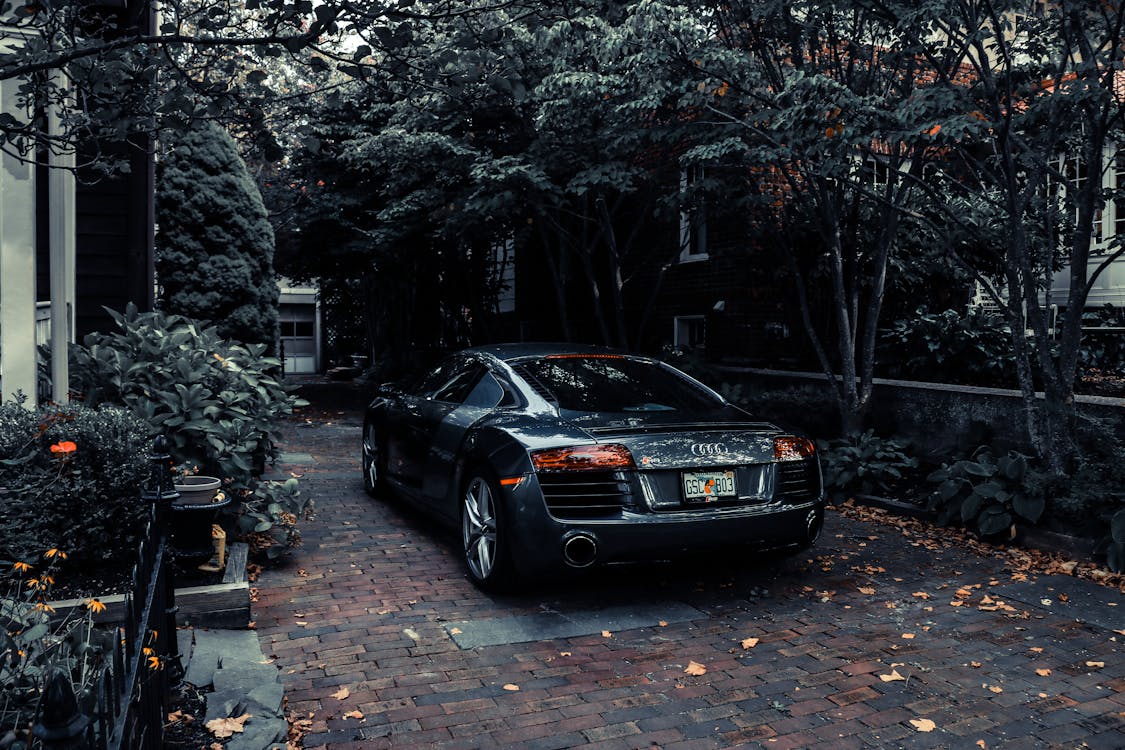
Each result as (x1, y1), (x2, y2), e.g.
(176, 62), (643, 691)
(538, 471), (631, 519)
(512, 365), (558, 404)
(775, 459), (821, 503)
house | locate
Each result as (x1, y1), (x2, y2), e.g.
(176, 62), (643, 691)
(0, 2), (156, 407)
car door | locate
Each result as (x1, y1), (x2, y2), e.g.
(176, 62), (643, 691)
(397, 358), (485, 502)
(421, 368), (511, 519)
(384, 358), (461, 493)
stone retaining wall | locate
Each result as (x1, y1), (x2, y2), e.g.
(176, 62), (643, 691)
(717, 367), (1125, 452)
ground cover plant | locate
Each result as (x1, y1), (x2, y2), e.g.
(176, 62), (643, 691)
(817, 431), (920, 502)
(66, 304), (309, 559)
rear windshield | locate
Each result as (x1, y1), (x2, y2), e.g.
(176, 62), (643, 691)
(521, 356), (722, 413)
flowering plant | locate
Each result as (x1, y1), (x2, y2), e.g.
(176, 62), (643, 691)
(0, 550), (112, 747)
(0, 400), (151, 564)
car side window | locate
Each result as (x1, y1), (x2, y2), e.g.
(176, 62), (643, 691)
(432, 365), (484, 403)
(461, 372), (506, 409)
(413, 359), (459, 396)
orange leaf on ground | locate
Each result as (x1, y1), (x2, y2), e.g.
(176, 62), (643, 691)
(970, 661), (982, 668)
(684, 661), (707, 676)
(879, 669), (906, 682)
(601, 630), (612, 638)
(205, 714), (251, 738)
(910, 718), (936, 732)
(901, 633), (915, 640)
(858, 587), (876, 595)
(342, 710), (364, 720)
(331, 687), (349, 700)
(1086, 661), (1105, 668)
(1036, 669), (1051, 677)
(912, 592), (930, 600)
(503, 684), (520, 691)
(741, 638), (760, 650)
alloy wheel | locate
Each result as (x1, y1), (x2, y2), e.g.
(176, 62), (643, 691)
(462, 477), (498, 581)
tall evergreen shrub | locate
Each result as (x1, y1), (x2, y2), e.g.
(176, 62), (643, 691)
(156, 122), (279, 350)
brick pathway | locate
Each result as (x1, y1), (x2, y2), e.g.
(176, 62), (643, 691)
(254, 417), (1125, 749)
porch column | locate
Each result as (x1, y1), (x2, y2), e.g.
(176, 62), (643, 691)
(48, 73), (75, 404)
(0, 76), (37, 407)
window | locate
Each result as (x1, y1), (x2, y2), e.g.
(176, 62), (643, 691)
(679, 166), (708, 261)
(673, 315), (706, 349)
(521, 356), (722, 414)
(432, 366), (484, 403)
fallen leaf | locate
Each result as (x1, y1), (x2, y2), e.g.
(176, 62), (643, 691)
(879, 669), (906, 682)
(1086, 661), (1105, 668)
(986, 684), (1003, 693)
(1030, 647), (1043, 653)
(1036, 669), (1051, 677)
(912, 592), (930, 600)
(503, 684), (520, 691)
(976, 741), (987, 748)
(741, 637), (760, 650)
(1058, 593), (1069, 602)
(684, 661), (707, 676)
(970, 661), (982, 668)
(910, 718), (936, 732)
(342, 710), (364, 720)
(1040, 598), (1053, 606)
(901, 633), (915, 640)
(560, 651), (571, 656)
(602, 630), (612, 638)
(659, 620), (668, 627)
(295, 621), (308, 627)
(858, 586), (876, 595)
(206, 713), (251, 739)
(450, 627), (462, 635)
(331, 687), (349, 700)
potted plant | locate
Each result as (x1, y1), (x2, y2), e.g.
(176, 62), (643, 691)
(171, 471), (231, 563)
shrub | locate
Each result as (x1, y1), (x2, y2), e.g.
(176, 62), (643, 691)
(1096, 509), (1125, 572)
(926, 447), (1045, 538)
(66, 304), (309, 558)
(0, 400), (150, 565)
(878, 307), (1015, 387)
(156, 121), (279, 351)
(816, 430), (919, 501)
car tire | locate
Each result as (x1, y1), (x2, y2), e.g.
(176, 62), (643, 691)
(461, 472), (516, 591)
(361, 423), (386, 498)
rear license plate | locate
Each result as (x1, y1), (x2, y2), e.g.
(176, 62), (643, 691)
(682, 470), (736, 502)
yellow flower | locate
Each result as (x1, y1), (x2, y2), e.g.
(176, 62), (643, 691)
(40, 574), (54, 586)
(12, 561), (31, 573)
(33, 602), (55, 614)
(27, 578), (40, 589)
(147, 656), (161, 670)
(43, 548), (60, 559)
(143, 646), (154, 656)
(86, 599), (106, 614)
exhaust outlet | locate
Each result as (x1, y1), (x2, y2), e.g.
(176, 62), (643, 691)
(562, 533), (598, 568)
(805, 510), (823, 545)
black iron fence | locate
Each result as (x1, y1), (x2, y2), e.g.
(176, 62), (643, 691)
(32, 438), (183, 750)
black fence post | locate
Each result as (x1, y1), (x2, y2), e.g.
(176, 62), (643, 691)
(140, 435), (184, 686)
(31, 669), (91, 750)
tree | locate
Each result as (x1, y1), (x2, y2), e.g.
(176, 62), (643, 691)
(872, 0), (1125, 472)
(657, 0), (952, 432)
(275, 0), (704, 364)
(156, 120), (279, 350)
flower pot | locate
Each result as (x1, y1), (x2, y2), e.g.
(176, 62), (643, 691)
(173, 476), (222, 505)
(170, 490), (232, 563)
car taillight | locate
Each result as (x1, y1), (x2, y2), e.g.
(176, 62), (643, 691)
(531, 444), (635, 472)
(773, 436), (816, 461)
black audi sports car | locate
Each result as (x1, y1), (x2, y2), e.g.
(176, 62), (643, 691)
(362, 344), (825, 590)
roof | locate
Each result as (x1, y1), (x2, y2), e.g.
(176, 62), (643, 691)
(463, 342), (637, 363)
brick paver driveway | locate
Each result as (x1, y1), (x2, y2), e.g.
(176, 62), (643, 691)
(255, 414), (1125, 749)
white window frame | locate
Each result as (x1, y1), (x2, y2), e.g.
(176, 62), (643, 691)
(678, 166), (709, 262)
(673, 315), (706, 348)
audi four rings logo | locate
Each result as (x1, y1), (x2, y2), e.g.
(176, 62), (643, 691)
(690, 443), (727, 456)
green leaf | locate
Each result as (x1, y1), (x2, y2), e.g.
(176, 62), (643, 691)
(1111, 508), (1125, 544)
(977, 508), (1012, 537)
(1012, 494), (1045, 523)
(961, 494), (983, 523)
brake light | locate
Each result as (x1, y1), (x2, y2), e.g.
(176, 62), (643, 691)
(542, 353), (627, 360)
(531, 444), (635, 472)
(774, 436), (816, 461)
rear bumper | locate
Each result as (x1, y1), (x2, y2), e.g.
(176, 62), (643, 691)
(506, 487), (825, 575)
